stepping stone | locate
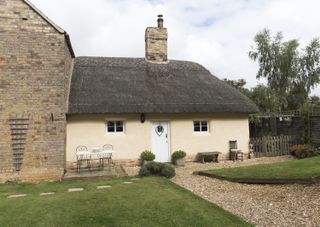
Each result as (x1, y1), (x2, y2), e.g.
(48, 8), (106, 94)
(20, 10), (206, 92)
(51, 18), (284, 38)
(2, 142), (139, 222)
(97, 185), (112, 189)
(131, 178), (140, 181)
(68, 188), (84, 192)
(123, 181), (133, 184)
(40, 192), (55, 196)
(7, 194), (27, 198)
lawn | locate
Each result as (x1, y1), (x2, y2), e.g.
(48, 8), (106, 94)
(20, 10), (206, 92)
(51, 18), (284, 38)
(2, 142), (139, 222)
(199, 156), (320, 181)
(0, 177), (251, 227)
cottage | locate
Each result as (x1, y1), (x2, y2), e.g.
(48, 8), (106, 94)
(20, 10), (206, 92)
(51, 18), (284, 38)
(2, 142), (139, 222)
(66, 16), (258, 167)
(0, 0), (257, 182)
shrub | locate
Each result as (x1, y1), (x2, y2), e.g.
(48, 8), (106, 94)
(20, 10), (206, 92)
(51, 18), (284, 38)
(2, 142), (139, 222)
(139, 165), (151, 177)
(160, 164), (175, 178)
(140, 150), (155, 161)
(289, 144), (316, 159)
(171, 150), (186, 160)
(146, 162), (162, 173)
(139, 162), (175, 178)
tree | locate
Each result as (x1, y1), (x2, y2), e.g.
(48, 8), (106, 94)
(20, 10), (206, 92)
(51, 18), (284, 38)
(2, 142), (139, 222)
(309, 96), (320, 108)
(223, 78), (277, 112)
(250, 85), (277, 112)
(223, 78), (250, 96)
(249, 29), (320, 111)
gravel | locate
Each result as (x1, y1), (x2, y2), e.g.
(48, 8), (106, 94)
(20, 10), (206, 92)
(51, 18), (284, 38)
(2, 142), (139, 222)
(171, 156), (320, 227)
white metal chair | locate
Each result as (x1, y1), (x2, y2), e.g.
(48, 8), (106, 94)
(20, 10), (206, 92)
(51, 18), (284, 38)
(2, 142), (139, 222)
(75, 145), (91, 173)
(100, 144), (114, 168)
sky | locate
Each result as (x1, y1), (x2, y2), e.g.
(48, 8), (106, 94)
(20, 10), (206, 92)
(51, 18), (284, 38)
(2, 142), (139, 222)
(29, 0), (320, 95)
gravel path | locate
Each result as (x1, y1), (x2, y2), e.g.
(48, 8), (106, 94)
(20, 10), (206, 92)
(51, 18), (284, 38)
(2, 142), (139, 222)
(171, 156), (320, 227)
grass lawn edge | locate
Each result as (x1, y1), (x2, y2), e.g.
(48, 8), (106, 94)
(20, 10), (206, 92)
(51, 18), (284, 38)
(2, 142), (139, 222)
(194, 156), (320, 185)
(195, 171), (320, 185)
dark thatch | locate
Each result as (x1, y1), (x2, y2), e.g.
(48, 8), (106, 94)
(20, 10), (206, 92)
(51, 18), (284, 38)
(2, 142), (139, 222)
(68, 57), (258, 114)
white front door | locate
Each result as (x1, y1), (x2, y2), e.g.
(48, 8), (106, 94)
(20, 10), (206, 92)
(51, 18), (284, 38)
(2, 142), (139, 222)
(151, 122), (170, 162)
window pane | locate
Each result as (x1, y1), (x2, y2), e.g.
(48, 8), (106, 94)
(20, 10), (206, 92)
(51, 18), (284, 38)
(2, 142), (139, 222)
(201, 121), (208, 127)
(116, 126), (123, 132)
(108, 126), (115, 132)
(116, 127), (123, 132)
(108, 121), (115, 127)
(107, 121), (115, 132)
(194, 121), (200, 132)
(116, 121), (123, 132)
(201, 121), (208, 132)
(202, 126), (208, 132)
(116, 121), (123, 127)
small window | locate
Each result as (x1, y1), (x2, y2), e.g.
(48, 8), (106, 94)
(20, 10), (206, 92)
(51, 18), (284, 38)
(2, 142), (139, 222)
(193, 121), (209, 132)
(107, 121), (124, 133)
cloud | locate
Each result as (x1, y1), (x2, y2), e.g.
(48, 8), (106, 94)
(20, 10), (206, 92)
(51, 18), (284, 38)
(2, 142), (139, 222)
(29, 0), (320, 95)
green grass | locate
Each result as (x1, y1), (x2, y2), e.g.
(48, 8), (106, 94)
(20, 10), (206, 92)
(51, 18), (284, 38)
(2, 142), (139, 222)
(0, 177), (251, 227)
(202, 156), (320, 180)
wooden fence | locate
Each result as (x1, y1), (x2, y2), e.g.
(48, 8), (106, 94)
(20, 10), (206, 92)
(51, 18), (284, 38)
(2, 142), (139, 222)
(250, 135), (296, 157)
(250, 109), (320, 146)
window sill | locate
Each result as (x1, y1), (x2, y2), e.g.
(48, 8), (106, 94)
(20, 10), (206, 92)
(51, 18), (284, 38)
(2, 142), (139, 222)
(193, 132), (210, 136)
(106, 132), (125, 135)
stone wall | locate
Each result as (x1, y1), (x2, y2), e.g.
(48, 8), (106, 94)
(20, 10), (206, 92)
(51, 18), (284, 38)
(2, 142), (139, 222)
(0, 0), (73, 182)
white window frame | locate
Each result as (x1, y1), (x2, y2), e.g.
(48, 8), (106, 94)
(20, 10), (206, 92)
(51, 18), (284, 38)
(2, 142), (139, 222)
(193, 120), (209, 133)
(106, 120), (125, 134)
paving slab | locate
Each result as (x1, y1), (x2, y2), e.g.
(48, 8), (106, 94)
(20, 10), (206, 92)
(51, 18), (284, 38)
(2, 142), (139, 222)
(123, 181), (133, 184)
(7, 194), (27, 198)
(131, 178), (140, 181)
(40, 192), (56, 196)
(97, 185), (112, 189)
(68, 188), (84, 192)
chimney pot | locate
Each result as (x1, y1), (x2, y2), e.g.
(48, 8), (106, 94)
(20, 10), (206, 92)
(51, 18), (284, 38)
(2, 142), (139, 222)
(157, 14), (164, 28)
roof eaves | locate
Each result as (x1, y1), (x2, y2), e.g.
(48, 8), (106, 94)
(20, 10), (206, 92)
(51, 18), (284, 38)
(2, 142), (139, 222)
(65, 33), (75, 58)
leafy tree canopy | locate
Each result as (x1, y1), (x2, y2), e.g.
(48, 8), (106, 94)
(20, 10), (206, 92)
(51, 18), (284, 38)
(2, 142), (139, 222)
(248, 29), (320, 111)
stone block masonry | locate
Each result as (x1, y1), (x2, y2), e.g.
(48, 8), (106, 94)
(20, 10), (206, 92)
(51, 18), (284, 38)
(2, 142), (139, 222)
(0, 0), (73, 182)
(145, 15), (168, 63)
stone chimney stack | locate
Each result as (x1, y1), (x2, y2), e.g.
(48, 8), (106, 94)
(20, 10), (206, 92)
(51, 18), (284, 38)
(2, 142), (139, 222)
(145, 15), (168, 63)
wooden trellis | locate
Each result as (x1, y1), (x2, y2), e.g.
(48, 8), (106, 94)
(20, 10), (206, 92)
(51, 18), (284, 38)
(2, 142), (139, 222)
(9, 117), (29, 171)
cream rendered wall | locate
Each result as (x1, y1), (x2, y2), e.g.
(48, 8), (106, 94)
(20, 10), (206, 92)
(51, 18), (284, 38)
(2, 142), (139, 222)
(66, 113), (250, 165)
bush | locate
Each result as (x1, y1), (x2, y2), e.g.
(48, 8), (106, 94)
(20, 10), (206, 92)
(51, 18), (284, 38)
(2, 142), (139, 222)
(140, 150), (155, 161)
(138, 165), (151, 177)
(160, 164), (175, 178)
(139, 162), (175, 178)
(289, 144), (316, 159)
(171, 150), (186, 160)
(146, 162), (162, 174)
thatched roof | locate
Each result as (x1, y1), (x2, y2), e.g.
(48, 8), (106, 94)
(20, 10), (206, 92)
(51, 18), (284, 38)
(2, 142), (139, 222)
(68, 57), (258, 114)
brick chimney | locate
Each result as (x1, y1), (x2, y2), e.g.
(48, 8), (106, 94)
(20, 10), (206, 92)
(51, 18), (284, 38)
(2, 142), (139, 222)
(145, 15), (168, 63)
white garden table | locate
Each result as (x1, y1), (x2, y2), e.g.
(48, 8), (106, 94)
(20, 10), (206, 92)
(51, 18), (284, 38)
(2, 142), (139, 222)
(76, 148), (114, 172)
